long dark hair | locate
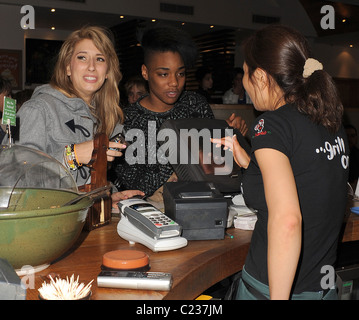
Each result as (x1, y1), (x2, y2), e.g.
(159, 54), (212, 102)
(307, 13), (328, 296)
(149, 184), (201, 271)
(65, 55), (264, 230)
(243, 24), (343, 133)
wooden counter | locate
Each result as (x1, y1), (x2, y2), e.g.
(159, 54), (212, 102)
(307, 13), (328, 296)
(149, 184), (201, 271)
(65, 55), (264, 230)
(342, 211), (359, 242)
(25, 217), (252, 300)
(25, 203), (359, 300)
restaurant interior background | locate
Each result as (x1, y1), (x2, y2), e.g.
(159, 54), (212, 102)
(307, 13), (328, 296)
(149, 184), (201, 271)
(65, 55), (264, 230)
(1, 0), (359, 298)
(0, 0), (359, 129)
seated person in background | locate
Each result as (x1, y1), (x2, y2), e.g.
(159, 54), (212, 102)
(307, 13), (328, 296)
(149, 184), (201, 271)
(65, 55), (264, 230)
(6, 26), (143, 206)
(222, 67), (252, 104)
(13, 89), (34, 110)
(124, 75), (149, 106)
(0, 76), (13, 144)
(195, 66), (213, 103)
(345, 124), (359, 186)
(112, 26), (248, 198)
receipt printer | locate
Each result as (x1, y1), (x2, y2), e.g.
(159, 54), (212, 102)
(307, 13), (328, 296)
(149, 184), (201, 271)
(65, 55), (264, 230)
(163, 182), (228, 240)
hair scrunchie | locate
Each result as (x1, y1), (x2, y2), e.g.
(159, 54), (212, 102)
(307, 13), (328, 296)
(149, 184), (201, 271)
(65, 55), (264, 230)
(303, 58), (323, 78)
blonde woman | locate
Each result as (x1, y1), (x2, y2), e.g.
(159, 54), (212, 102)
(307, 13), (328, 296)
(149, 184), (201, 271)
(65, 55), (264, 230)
(16, 25), (143, 201)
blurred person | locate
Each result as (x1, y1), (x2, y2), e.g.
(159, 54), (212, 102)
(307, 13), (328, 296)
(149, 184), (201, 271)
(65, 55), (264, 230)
(222, 67), (251, 104)
(13, 88), (34, 111)
(124, 75), (148, 105)
(195, 66), (213, 103)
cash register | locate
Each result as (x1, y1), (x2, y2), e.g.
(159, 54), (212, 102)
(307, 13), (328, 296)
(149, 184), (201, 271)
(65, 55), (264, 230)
(160, 118), (251, 240)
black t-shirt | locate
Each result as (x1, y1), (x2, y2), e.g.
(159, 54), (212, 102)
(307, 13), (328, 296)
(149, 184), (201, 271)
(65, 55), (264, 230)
(242, 104), (349, 294)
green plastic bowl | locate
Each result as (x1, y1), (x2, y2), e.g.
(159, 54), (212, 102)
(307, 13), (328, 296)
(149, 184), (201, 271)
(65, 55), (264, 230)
(0, 188), (93, 270)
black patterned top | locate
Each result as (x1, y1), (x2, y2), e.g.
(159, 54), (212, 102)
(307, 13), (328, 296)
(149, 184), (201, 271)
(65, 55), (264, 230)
(113, 91), (214, 196)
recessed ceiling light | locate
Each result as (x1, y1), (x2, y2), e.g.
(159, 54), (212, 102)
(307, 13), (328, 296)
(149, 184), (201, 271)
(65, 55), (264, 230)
(350, 44), (353, 48)
(51, 26), (56, 30)
(51, 8), (55, 12)
(210, 25), (214, 29)
(151, 19), (156, 22)
(342, 18), (346, 23)
(120, 15), (124, 19)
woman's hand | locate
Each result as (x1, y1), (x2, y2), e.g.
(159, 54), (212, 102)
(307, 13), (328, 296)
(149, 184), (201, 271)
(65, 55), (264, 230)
(211, 134), (250, 169)
(107, 141), (127, 162)
(226, 113), (248, 137)
(74, 140), (126, 165)
(73, 140), (94, 165)
(111, 190), (145, 208)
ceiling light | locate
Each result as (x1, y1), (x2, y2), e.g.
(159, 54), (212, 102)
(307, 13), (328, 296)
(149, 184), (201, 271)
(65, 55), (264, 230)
(120, 15), (124, 19)
(210, 25), (214, 29)
(151, 19), (156, 22)
(342, 18), (346, 23)
(350, 44), (353, 48)
(51, 26), (56, 30)
(51, 8), (55, 12)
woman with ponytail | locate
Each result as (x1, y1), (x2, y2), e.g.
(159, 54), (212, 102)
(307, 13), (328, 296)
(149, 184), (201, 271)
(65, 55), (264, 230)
(212, 25), (349, 300)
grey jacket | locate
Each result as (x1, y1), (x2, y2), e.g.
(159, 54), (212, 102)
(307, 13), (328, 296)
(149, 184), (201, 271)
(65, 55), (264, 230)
(14, 84), (122, 186)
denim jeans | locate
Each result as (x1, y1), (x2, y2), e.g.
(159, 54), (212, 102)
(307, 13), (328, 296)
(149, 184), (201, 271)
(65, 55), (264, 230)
(236, 266), (338, 300)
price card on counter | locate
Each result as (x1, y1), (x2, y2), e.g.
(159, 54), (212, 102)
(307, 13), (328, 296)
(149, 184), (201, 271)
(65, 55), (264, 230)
(2, 96), (16, 126)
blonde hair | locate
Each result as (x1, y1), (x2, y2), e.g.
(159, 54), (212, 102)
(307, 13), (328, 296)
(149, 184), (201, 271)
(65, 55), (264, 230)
(50, 25), (123, 136)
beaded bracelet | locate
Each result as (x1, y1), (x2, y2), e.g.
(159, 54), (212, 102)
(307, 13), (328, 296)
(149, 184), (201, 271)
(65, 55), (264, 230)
(64, 144), (82, 170)
(64, 144), (76, 170)
(73, 144), (82, 168)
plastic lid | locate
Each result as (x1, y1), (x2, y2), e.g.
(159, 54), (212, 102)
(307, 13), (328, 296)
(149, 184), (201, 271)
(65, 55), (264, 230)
(0, 144), (78, 209)
(102, 250), (149, 270)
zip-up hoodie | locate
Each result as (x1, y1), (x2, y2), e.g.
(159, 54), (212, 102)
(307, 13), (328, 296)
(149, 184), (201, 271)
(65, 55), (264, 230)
(15, 84), (122, 186)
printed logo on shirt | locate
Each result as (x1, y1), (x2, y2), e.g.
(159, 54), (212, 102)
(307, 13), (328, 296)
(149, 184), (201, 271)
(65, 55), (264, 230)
(315, 136), (349, 169)
(253, 119), (271, 137)
(65, 119), (90, 137)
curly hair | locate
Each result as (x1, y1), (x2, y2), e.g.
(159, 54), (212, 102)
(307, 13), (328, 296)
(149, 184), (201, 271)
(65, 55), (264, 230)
(140, 25), (198, 69)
